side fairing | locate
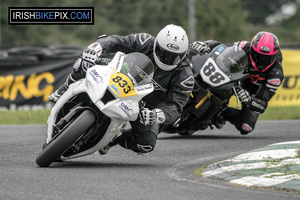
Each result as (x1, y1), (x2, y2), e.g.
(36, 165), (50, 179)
(86, 66), (111, 103)
(98, 99), (140, 121)
(85, 51), (126, 103)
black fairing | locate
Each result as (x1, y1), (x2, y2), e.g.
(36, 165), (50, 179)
(162, 45), (249, 134)
(191, 45), (248, 99)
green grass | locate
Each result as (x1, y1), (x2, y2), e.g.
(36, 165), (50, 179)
(0, 109), (51, 124)
(195, 165), (207, 177)
(0, 106), (299, 125)
(259, 106), (300, 120)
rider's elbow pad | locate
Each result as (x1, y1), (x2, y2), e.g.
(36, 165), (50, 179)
(73, 58), (82, 71)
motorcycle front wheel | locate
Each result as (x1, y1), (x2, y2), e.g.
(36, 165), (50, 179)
(36, 109), (96, 167)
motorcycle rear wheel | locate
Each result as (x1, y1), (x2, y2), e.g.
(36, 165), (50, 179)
(36, 109), (96, 167)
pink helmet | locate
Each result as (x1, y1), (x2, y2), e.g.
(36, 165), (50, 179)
(250, 31), (279, 72)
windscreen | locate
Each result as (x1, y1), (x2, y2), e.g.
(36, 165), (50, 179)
(120, 53), (154, 86)
(215, 46), (248, 74)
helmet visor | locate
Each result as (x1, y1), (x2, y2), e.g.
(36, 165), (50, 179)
(250, 50), (276, 69)
(155, 43), (186, 65)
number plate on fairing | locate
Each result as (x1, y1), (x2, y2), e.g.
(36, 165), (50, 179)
(200, 58), (230, 87)
(109, 69), (138, 98)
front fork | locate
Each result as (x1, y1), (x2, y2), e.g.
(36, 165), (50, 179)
(53, 106), (85, 136)
(50, 105), (98, 153)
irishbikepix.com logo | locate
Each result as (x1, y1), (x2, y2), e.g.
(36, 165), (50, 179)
(9, 7), (94, 25)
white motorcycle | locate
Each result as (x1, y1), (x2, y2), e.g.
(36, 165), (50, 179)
(36, 52), (154, 167)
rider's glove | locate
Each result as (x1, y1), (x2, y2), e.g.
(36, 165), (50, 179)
(140, 108), (166, 125)
(189, 41), (211, 55)
(81, 42), (103, 70)
(237, 88), (252, 105)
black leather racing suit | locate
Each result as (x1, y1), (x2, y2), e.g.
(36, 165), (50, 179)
(69, 33), (195, 152)
(204, 40), (284, 134)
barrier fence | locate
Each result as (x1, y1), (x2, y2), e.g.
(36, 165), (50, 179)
(0, 46), (81, 109)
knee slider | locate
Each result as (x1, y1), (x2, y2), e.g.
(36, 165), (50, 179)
(137, 144), (154, 153)
(241, 123), (254, 133)
(136, 132), (157, 153)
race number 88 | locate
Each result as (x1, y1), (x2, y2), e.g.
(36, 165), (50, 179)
(203, 63), (225, 84)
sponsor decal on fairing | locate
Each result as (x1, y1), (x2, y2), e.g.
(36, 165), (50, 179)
(119, 102), (133, 117)
(89, 69), (103, 83)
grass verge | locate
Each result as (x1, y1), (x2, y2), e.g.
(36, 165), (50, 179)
(259, 106), (300, 120)
(0, 109), (51, 125)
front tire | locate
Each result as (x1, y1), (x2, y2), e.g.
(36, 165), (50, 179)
(36, 109), (96, 167)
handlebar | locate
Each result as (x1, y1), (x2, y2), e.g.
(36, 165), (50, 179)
(96, 58), (110, 66)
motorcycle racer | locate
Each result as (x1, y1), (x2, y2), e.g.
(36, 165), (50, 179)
(189, 31), (284, 135)
(49, 24), (194, 154)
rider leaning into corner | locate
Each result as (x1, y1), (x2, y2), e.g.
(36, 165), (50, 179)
(49, 24), (195, 154)
(189, 31), (284, 135)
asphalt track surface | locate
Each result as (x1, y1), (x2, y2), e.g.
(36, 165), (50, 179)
(1, 120), (300, 200)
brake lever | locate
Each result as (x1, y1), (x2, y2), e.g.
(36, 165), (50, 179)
(96, 58), (108, 66)
(233, 82), (242, 108)
(232, 86), (240, 108)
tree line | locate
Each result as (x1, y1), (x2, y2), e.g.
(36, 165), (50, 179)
(2, 0), (300, 47)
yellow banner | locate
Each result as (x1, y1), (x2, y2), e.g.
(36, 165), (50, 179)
(269, 49), (300, 106)
(229, 49), (300, 107)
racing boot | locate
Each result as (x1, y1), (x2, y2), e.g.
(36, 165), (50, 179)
(98, 138), (119, 155)
(107, 129), (150, 155)
(212, 115), (225, 129)
(222, 107), (251, 135)
(49, 84), (68, 103)
(117, 129), (155, 155)
(49, 71), (82, 102)
(223, 107), (241, 124)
